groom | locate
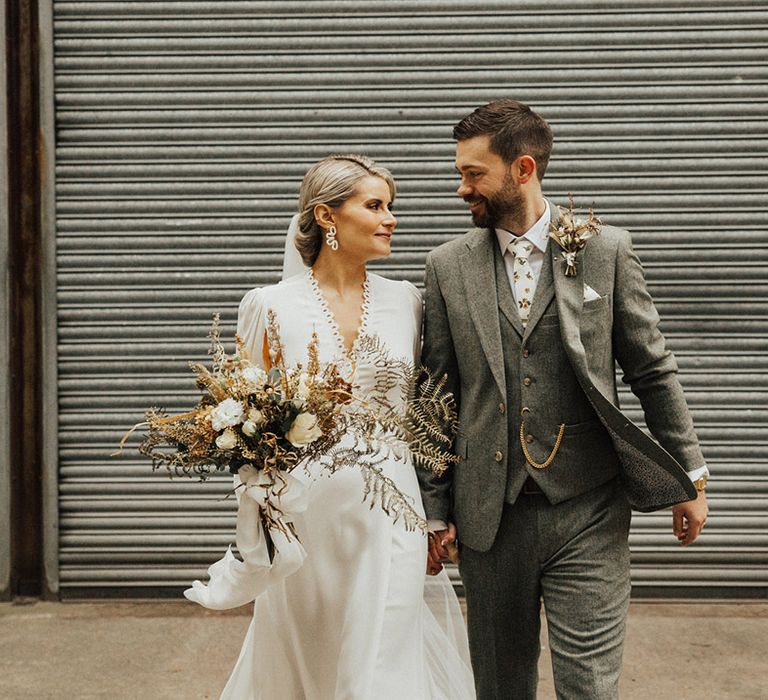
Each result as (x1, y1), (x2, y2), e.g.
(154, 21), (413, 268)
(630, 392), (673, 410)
(419, 99), (709, 699)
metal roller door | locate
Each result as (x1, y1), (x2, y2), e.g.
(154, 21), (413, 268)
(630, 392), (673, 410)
(51, 1), (768, 596)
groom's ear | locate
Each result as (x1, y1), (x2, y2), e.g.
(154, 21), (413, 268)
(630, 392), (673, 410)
(512, 155), (538, 185)
(314, 203), (335, 228)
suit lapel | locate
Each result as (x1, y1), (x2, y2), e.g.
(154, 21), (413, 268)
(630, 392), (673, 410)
(552, 233), (590, 378)
(460, 230), (507, 397)
(521, 199), (563, 341)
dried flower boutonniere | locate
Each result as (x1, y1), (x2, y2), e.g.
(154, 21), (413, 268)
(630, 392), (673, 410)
(549, 194), (602, 277)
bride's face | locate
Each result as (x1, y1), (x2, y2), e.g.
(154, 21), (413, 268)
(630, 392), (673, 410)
(332, 176), (397, 262)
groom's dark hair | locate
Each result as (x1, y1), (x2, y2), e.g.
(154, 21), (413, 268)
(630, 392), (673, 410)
(453, 99), (553, 181)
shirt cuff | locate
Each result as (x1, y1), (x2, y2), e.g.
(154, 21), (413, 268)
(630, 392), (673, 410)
(687, 465), (709, 482)
(427, 519), (448, 532)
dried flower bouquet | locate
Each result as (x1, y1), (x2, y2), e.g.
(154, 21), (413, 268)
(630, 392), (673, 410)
(116, 312), (458, 536)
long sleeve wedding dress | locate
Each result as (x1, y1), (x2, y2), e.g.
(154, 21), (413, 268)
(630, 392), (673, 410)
(187, 269), (475, 699)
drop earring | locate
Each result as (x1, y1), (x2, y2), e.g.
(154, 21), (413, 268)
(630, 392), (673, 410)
(325, 225), (338, 251)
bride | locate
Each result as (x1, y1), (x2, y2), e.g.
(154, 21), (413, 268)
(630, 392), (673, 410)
(186, 154), (475, 699)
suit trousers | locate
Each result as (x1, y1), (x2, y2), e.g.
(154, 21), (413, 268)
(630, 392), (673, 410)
(459, 477), (632, 700)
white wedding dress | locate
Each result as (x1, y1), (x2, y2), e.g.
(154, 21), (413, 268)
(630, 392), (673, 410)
(186, 269), (475, 700)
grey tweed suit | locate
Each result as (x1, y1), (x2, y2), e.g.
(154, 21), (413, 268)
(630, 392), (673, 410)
(419, 200), (703, 699)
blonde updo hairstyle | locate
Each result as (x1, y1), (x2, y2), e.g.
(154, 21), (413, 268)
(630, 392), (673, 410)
(295, 154), (396, 267)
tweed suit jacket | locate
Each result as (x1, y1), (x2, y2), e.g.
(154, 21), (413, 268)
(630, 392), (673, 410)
(419, 200), (703, 552)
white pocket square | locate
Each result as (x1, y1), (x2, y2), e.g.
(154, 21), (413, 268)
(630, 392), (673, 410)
(583, 284), (601, 302)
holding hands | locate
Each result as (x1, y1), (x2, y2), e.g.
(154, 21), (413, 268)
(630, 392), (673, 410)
(427, 523), (460, 575)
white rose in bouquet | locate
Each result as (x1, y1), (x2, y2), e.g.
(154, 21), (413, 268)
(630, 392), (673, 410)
(247, 407), (266, 426)
(210, 398), (245, 431)
(215, 428), (238, 450)
(286, 412), (323, 447)
(241, 366), (268, 391)
(241, 420), (258, 437)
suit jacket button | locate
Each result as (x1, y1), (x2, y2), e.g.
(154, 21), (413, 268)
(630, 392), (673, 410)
(523, 377), (532, 386)
(525, 435), (535, 444)
(499, 403), (505, 415)
(494, 451), (503, 462)
(522, 348), (530, 358)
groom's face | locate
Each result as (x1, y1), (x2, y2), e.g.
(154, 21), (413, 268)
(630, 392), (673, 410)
(455, 135), (523, 229)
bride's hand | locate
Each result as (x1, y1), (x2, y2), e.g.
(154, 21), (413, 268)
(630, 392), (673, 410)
(426, 552), (443, 576)
(428, 523), (460, 572)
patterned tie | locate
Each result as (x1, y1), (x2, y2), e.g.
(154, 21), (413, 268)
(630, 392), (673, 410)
(510, 238), (535, 326)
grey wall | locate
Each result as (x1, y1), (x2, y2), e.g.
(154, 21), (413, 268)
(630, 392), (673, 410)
(48, 1), (768, 597)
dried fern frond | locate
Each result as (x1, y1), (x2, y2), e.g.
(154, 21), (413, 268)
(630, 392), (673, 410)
(323, 445), (426, 533)
(361, 462), (426, 532)
(352, 335), (460, 477)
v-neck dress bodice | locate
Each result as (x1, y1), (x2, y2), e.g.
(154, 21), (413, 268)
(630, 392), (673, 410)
(213, 269), (475, 700)
(305, 267), (371, 361)
(238, 270), (423, 414)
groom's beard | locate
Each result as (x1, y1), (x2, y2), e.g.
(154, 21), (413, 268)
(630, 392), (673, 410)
(466, 174), (525, 230)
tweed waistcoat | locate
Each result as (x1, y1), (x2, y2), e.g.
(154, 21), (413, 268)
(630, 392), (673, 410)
(493, 241), (620, 504)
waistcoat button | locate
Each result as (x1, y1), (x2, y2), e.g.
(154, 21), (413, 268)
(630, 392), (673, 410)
(494, 451), (503, 462)
(525, 435), (535, 444)
(499, 403), (505, 415)
(522, 348), (530, 358)
(523, 377), (532, 386)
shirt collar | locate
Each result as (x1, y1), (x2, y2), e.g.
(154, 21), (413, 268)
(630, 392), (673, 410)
(494, 200), (551, 255)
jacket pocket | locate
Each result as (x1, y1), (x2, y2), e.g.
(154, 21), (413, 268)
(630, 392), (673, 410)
(582, 292), (611, 314)
(564, 417), (603, 435)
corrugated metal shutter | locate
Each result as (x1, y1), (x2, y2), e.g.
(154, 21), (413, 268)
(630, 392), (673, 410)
(53, 1), (768, 596)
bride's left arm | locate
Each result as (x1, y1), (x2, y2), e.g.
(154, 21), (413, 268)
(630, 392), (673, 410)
(400, 279), (424, 365)
(237, 287), (268, 368)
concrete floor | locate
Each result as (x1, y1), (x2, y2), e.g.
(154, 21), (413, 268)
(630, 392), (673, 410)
(0, 600), (766, 699)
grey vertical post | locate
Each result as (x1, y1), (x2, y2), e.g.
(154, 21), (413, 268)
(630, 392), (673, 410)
(39, 0), (59, 598)
(0, 0), (10, 601)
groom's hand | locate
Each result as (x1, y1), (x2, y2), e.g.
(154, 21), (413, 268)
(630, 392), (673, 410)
(427, 523), (460, 576)
(672, 491), (708, 546)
